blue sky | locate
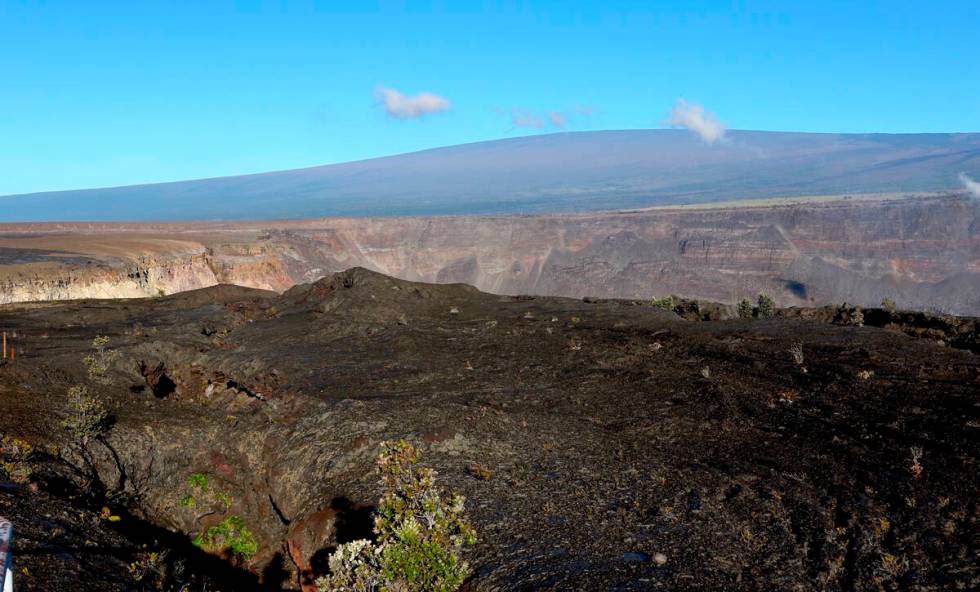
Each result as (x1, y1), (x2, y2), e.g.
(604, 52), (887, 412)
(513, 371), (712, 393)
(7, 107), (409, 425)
(1, 0), (978, 196)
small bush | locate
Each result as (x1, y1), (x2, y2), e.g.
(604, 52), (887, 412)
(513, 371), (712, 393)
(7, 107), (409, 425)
(318, 440), (476, 592)
(193, 515), (258, 560)
(881, 298), (897, 313)
(187, 473), (209, 491)
(83, 335), (119, 384)
(737, 299), (754, 319)
(180, 472), (233, 515)
(757, 293), (776, 319)
(834, 303), (865, 326)
(651, 296), (675, 311)
(63, 385), (110, 445)
(788, 342), (804, 365)
(0, 434), (34, 484)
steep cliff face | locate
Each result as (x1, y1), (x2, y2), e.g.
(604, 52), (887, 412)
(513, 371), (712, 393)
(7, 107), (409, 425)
(257, 195), (980, 314)
(0, 251), (218, 303)
(0, 236), (296, 304)
(0, 194), (977, 314)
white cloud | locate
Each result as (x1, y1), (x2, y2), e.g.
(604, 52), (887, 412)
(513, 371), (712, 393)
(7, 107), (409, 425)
(959, 173), (980, 198)
(500, 105), (593, 131)
(375, 86), (450, 119)
(511, 108), (544, 130)
(666, 98), (726, 144)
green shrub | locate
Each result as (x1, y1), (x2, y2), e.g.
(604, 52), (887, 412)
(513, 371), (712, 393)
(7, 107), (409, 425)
(83, 335), (119, 384)
(651, 295), (675, 311)
(318, 440), (476, 592)
(757, 293), (776, 319)
(192, 515), (257, 560)
(62, 385), (109, 445)
(187, 473), (209, 491)
(63, 337), (115, 445)
(0, 434), (34, 484)
(737, 299), (754, 319)
(180, 472), (233, 514)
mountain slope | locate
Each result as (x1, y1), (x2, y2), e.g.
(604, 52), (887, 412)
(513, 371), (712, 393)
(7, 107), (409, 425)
(2, 130), (979, 221)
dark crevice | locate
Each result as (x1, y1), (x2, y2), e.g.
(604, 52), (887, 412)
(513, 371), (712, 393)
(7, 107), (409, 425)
(137, 360), (177, 399)
(269, 494), (291, 526)
(226, 380), (266, 401)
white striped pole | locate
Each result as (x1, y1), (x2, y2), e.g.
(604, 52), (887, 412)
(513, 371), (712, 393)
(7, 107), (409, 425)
(0, 518), (11, 592)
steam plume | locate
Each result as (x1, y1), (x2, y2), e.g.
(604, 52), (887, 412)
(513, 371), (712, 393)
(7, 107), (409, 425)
(666, 98), (726, 144)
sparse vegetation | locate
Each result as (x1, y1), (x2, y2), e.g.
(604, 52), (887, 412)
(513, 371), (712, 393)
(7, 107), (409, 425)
(909, 446), (924, 480)
(835, 302), (865, 326)
(188, 472), (209, 490)
(0, 433), (34, 484)
(857, 369), (875, 381)
(737, 298), (754, 319)
(62, 384), (110, 445)
(757, 293), (776, 319)
(881, 298), (897, 313)
(318, 440), (476, 592)
(467, 464), (492, 481)
(651, 295), (675, 311)
(64, 336), (116, 444)
(83, 335), (119, 384)
(179, 470), (248, 564)
(192, 515), (258, 560)
(3, 268), (978, 590)
(788, 341), (804, 365)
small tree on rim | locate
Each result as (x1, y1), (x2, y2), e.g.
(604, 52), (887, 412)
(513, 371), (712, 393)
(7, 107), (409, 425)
(319, 440), (476, 592)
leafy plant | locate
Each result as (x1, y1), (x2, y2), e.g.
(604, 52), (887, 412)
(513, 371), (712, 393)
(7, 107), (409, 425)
(319, 440), (476, 592)
(757, 293), (776, 319)
(180, 472), (234, 514)
(187, 473), (209, 491)
(193, 515), (258, 560)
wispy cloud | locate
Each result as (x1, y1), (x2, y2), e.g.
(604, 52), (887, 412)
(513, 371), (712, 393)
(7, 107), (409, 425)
(665, 98), (726, 144)
(502, 105), (593, 131)
(375, 86), (451, 119)
(510, 108), (545, 130)
(960, 173), (980, 198)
